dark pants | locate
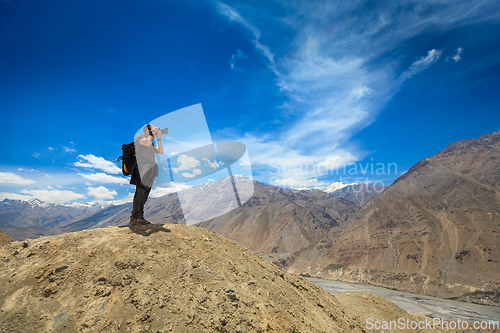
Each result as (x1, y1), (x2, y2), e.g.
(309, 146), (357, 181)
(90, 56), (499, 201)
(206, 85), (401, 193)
(131, 182), (151, 220)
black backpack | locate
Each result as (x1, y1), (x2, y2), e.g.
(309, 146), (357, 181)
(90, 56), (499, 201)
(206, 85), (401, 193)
(117, 142), (136, 176)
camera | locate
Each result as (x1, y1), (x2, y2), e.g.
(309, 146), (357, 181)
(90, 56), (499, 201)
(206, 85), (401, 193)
(147, 125), (168, 137)
(152, 128), (168, 137)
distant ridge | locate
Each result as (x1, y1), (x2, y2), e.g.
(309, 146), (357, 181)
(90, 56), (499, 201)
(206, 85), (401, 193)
(298, 182), (387, 207)
(0, 199), (102, 240)
(328, 182), (387, 207)
(0, 176), (362, 244)
(297, 182), (354, 193)
(2, 198), (103, 209)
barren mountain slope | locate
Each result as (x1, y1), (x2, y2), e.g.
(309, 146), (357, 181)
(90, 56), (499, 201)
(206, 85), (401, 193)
(198, 182), (358, 262)
(328, 183), (387, 207)
(0, 224), (451, 333)
(0, 199), (101, 240)
(286, 132), (500, 306)
(0, 231), (15, 245)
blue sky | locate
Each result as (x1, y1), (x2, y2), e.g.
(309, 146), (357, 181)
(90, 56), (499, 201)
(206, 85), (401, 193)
(1, 0), (499, 204)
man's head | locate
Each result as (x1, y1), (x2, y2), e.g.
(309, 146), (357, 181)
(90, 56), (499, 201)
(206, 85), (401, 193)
(143, 124), (154, 136)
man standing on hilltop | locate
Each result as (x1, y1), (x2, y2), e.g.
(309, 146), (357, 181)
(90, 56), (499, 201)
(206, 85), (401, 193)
(129, 124), (165, 225)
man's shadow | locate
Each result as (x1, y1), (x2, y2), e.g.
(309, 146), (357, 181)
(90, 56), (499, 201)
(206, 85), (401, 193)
(119, 223), (171, 237)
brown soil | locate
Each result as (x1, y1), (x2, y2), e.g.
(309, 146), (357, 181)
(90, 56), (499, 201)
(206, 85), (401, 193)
(0, 224), (453, 332)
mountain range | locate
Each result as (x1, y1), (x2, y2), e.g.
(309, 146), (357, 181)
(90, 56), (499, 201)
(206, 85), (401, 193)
(1, 131), (499, 306)
(0, 199), (101, 240)
(0, 178), (370, 241)
(285, 131), (500, 305)
(197, 183), (358, 263)
(297, 182), (386, 207)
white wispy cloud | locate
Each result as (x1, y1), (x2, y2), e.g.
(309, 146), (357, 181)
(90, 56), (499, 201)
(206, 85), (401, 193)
(18, 189), (87, 203)
(75, 154), (122, 174)
(109, 192), (134, 205)
(214, 1), (496, 187)
(216, 1), (278, 74)
(86, 186), (117, 200)
(401, 49), (442, 79)
(452, 47), (463, 62)
(182, 172), (197, 178)
(0, 192), (33, 200)
(78, 172), (128, 184)
(172, 154), (202, 178)
(240, 133), (358, 186)
(150, 183), (191, 198)
(229, 49), (247, 71)
(0, 172), (36, 185)
(203, 158), (219, 169)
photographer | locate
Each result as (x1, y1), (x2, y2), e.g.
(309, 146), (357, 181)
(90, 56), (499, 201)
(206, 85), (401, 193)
(129, 124), (165, 225)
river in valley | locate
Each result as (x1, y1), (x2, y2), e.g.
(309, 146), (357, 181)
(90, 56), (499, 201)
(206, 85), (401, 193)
(308, 278), (500, 323)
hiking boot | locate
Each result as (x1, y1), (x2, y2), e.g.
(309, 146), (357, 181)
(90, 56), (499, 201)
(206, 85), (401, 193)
(129, 217), (152, 225)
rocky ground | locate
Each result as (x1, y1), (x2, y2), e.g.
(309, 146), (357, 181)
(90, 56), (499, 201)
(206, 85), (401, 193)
(0, 224), (453, 332)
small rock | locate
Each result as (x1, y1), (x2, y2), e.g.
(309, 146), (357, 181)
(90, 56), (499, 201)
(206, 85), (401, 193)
(44, 283), (57, 297)
(81, 298), (107, 328)
(12, 250), (19, 256)
(52, 310), (70, 329)
(22, 241), (29, 248)
(95, 286), (112, 297)
(55, 265), (68, 273)
(225, 288), (238, 301)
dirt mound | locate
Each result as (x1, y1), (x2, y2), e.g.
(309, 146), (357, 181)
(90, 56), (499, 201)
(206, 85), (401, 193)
(0, 224), (452, 332)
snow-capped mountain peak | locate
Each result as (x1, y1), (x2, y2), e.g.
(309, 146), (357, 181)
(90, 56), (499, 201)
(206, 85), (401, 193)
(297, 182), (356, 193)
(317, 182), (354, 193)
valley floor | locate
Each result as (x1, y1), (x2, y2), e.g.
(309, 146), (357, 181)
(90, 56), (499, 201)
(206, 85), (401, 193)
(309, 277), (500, 323)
